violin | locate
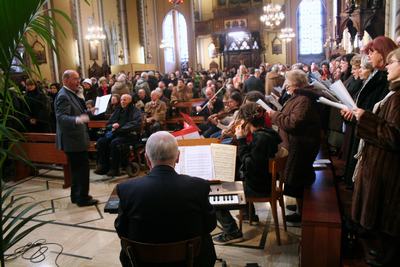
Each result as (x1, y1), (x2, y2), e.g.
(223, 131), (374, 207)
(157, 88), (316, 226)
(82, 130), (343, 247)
(208, 106), (238, 122)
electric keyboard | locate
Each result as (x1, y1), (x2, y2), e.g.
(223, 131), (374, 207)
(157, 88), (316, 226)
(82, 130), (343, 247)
(209, 181), (246, 210)
(104, 181), (246, 214)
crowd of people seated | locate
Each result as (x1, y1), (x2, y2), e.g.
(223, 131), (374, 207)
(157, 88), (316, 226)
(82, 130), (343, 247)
(13, 34), (400, 266)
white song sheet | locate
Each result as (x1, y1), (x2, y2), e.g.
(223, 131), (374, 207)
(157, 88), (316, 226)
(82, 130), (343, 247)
(317, 97), (348, 110)
(210, 143), (236, 182)
(175, 144), (237, 181)
(256, 99), (273, 112)
(94, 94), (112, 115)
(175, 146), (214, 180)
(329, 80), (357, 109)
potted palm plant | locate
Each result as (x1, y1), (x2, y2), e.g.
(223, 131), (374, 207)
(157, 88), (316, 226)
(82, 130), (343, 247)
(0, 1), (79, 266)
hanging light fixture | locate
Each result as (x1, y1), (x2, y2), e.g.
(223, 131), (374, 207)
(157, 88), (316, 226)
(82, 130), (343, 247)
(85, 25), (106, 43)
(260, 4), (285, 28)
(279, 27), (295, 42)
(85, 6), (106, 44)
(168, 0), (184, 6)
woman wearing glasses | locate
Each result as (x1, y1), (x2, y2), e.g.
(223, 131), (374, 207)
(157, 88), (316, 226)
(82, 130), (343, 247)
(351, 47), (400, 266)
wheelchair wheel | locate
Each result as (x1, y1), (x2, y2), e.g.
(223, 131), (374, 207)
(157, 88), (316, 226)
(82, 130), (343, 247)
(126, 162), (140, 177)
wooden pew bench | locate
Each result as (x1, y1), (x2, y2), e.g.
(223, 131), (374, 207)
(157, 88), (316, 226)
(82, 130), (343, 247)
(87, 120), (107, 152)
(301, 166), (342, 266)
(165, 116), (205, 126)
(13, 133), (71, 188)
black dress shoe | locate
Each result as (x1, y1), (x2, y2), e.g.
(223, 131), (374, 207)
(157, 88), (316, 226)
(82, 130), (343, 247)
(94, 168), (108, 175)
(365, 258), (383, 267)
(107, 169), (120, 177)
(76, 198), (99, 207)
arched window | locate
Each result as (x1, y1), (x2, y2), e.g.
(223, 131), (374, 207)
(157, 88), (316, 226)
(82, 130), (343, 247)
(297, 0), (325, 63)
(162, 11), (189, 73)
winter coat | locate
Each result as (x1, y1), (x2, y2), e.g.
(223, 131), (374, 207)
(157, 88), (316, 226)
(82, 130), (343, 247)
(270, 87), (321, 188)
(352, 81), (400, 236)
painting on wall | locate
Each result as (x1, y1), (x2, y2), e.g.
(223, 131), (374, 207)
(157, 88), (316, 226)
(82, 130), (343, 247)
(272, 36), (282, 55)
(32, 39), (46, 65)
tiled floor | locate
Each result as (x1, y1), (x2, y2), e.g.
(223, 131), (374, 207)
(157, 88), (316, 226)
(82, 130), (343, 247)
(4, 169), (300, 267)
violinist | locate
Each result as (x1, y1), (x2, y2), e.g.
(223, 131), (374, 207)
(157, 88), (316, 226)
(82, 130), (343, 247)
(195, 87), (224, 120)
(208, 92), (242, 139)
(220, 91), (272, 143)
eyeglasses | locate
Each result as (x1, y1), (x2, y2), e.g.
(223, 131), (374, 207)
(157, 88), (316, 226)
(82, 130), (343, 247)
(387, 59), (400, 65)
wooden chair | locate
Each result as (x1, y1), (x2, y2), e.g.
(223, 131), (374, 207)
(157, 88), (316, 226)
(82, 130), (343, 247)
(239, 151), (288, 246)
(120, 236), (202, 267)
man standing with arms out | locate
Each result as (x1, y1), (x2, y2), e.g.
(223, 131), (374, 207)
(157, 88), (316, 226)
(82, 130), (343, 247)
(115, 131), (217, 267)
(55, 70), (98, 207)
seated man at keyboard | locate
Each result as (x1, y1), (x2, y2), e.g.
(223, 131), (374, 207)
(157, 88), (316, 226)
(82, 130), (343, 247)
(115, 131), (217, 267)
(213, 102), (281, 245)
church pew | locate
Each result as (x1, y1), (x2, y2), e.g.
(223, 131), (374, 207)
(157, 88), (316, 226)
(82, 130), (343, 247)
(13, 133), (71, 188)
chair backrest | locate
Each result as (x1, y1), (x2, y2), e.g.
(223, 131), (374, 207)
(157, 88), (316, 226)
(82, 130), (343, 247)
(269, 152), (288, 198)
(120, 236), (202, 267)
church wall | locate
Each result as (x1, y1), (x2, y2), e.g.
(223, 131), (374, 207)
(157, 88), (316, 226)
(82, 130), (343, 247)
(196, 35), (215, 70)
(50, 0), (77, 80)
(126, 0), (142, 63)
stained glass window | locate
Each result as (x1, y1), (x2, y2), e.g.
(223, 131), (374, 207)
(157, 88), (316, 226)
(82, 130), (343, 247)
(298, 0), (323, 55)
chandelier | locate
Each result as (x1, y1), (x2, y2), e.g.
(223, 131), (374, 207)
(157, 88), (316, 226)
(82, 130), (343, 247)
(260, 4), (285, 28)
(279, 27), (295, 42)
(168, 0), (184, 6)
(85, 26), (106, 43)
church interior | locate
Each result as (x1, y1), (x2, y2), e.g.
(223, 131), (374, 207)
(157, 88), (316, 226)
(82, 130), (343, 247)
(2, 0), (400, 266)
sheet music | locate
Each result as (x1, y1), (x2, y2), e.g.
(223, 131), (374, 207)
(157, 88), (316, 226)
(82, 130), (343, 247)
(211, 143), (236, 182)
(329, 80), (357, 109)
(265, 95), (283, 110)
(317, 97), (348, 110)
(175, 146), (214, 180)
(94, 94), (112, 115)
(256, 99), (272, 112)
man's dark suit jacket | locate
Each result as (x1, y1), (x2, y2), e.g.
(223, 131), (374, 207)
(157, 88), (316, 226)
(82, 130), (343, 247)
(55, 87), (89, 152)
(243, 75), (264, 95)
(115, 165), (217, 267)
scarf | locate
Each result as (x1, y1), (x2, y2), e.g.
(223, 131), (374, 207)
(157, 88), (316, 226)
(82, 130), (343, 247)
(352, 88), (396, 182)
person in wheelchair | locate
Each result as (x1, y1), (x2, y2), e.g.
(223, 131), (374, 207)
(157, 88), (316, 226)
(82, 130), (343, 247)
(94, 94), (142, 177)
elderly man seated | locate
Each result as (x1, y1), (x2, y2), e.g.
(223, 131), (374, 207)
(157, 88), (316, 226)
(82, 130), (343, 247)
(115, 131), (217, 267)
(94, 94), (142, 177)
(144, 90), (167, 136)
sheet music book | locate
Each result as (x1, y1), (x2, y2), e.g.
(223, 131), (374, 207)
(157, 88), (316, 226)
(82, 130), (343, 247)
(175, 143), (236, 182)
(94, 94), (112, 115)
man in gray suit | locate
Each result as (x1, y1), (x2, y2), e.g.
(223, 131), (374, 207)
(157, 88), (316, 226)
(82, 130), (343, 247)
(55, 70), (98, 207)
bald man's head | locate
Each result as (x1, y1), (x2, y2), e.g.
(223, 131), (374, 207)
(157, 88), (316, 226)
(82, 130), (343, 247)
(120, 94), (132, 108)
(62, 70), (80, 92)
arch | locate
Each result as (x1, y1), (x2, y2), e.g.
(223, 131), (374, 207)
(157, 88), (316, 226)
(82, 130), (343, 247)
(162, 10), (189, 73)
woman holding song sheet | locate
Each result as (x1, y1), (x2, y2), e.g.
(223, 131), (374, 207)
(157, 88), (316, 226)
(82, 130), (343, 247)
(341, 36), (397, 187)
(350, 48), (400, 266)
(267, 69), (321, 225)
